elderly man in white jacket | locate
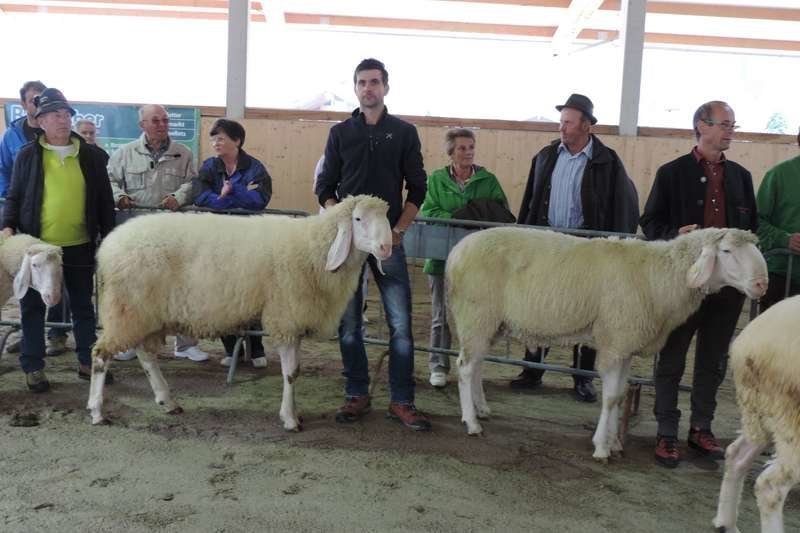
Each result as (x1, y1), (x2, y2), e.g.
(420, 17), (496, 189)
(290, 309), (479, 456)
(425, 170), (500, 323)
(107, 103), (209, 363)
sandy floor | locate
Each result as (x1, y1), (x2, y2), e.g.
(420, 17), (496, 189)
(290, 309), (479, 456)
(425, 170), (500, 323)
(1, 265), (797, 533)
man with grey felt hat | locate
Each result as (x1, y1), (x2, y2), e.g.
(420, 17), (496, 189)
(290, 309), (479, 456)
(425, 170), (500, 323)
(514, 93), (640, 402)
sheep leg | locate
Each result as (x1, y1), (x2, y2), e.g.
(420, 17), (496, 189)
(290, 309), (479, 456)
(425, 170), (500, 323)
(712, 435), (765, 533)
(137, 350), (182, 414)
(472, 356), (491, 419)
(87, 354), (113, 425)
(607, 356), (633, 455)
(755, 452), (797, 533)
(277, 340), (302, 432)
(592, 358), (625, 461)
(457, 345), (485, 435)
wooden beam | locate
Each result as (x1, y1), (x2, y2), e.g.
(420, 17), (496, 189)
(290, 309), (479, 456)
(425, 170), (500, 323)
(285, 13), (556, 38)
(645, 32), (800, 52)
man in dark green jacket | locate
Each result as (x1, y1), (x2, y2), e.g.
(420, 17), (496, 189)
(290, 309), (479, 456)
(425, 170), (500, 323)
(756, 128), (800, 311)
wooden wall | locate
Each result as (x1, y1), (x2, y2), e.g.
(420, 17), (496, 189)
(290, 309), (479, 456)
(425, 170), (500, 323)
(198, 116), (799, 216)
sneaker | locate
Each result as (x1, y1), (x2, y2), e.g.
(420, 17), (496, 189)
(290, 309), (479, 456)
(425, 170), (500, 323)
(78, 364), (114, 384)
(688, 427), (724, 460)
(429, 370), (447, 388)
(251, 356), (267, 368)
(113, 348), (137, 361)
(25, 370), (50, 393)
(174, 346), (209, 362)
(654, 435), (680, 468)
(335, 396), (372, 423)
(386, 403), (431, 432)
(220, 356), (233, 367)
(6, 337), (22, 354)
(45, 336), (68, 357)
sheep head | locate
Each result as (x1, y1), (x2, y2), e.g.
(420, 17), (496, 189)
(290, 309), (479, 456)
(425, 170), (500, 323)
(13, 243), (63, 307)
(326, 195), (392, 272)
(686, 228), (767, 299)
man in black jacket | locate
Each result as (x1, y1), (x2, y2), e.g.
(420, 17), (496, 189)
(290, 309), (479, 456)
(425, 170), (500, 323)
(640, 100), (757, 468)
(2, 88), (115, 392)
(512, 94), (639, 403)
(315, 58), (430, 431)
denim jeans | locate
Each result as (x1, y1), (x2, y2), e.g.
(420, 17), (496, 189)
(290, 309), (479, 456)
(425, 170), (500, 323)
(339, 244), (415, 404)
(46, 292), (71, 340)
(19, 243), (97, 373)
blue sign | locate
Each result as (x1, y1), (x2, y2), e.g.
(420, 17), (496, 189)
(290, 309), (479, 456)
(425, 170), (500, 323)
(4, 103), (201, 165)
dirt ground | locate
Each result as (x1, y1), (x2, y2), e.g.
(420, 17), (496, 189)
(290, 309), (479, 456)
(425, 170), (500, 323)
(1, 264), (797, 533)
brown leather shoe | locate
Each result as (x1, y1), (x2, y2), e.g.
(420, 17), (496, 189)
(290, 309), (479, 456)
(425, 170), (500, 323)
(386, 403), (431, 432)
(335, 396), (371, 423)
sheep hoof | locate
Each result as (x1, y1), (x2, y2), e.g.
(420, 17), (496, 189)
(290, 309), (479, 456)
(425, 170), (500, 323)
(91, 416), (110, 426)
(167, 406), (184, 416)
(284, 423), (303, 433)
(592, 449), (610, 464)
(464, 421), (483, 436)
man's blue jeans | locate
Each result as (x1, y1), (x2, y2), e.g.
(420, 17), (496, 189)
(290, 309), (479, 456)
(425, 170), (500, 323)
(19, 243), (97, 373)
(338, 244), (415, 404)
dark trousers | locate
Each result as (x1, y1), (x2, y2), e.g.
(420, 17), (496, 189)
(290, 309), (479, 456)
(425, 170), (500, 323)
(522, 344), (596, 384)
(19, 243), (96, 374)
(758, 272), (800, 314)
(653, 287), (744, 437)
(46, 292), (71, 340)
(221, 323), (265, 358)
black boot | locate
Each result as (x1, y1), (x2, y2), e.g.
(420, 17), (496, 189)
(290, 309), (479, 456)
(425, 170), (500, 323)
(510, 347), (547, 390)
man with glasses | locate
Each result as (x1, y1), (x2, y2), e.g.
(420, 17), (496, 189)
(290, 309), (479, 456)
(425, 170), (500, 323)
(107, 104), (210, 363)
(640, 100), (757, 468)
(755, 127), (800, 312)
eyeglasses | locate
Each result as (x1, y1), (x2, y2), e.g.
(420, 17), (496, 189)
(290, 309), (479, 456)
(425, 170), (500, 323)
(702, 119), (739, 131)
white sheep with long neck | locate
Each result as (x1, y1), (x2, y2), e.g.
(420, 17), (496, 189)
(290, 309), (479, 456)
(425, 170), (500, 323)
(87, 195), (392, 430)
(713, 294), (800, 533)
(445, 227), (768, 460)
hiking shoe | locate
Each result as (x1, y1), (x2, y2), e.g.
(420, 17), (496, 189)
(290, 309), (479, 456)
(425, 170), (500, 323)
(574, 379), (598, 403)
(688, 427), (724, 460)
(45, 336), (68, 357)
(335, 396), (372, 423)
(174, 346), (209, 362)
(386, 403), (431, 432)
(26, 370), (50, 393)
(78, 364), (114, 385)
(655, 435), (680, 468)
(251, 356), (267, 368)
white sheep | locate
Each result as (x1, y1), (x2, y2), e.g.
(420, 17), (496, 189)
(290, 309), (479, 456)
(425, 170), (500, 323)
(713, 294), (800, 533)
(445, 226), (768, 460)
(0, 233), (63, 308)
(87, 195), (392, 430)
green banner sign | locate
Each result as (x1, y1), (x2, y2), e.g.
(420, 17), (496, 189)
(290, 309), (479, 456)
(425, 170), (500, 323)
(4, 102), (200, 165)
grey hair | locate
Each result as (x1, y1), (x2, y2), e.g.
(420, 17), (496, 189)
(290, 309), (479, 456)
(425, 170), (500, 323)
(692, 100), (730, 140)
(138, 104), (165, 121)
(444, 128), (476, 156)
(74, 119), (95, 129)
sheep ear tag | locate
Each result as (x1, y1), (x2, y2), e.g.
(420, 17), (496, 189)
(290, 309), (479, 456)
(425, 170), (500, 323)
(326, 218), (353, 271)
(687, 244), (716, 289)
(13, 253), (32, 300)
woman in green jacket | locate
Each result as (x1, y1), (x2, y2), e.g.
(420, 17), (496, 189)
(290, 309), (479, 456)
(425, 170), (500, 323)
(420, 128), (509, 388)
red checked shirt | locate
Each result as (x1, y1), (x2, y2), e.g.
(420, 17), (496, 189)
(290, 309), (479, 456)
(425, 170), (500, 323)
(693, 146), (727, 228)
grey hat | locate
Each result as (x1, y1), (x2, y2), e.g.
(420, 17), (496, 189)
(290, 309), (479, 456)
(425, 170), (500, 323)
(555, 93), (597, 125)
(34, 88), (76, 118)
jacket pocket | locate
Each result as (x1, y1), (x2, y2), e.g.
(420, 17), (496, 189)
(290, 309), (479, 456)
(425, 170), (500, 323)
(734, 206), (752, 229)
(124, 165), (149, 191)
